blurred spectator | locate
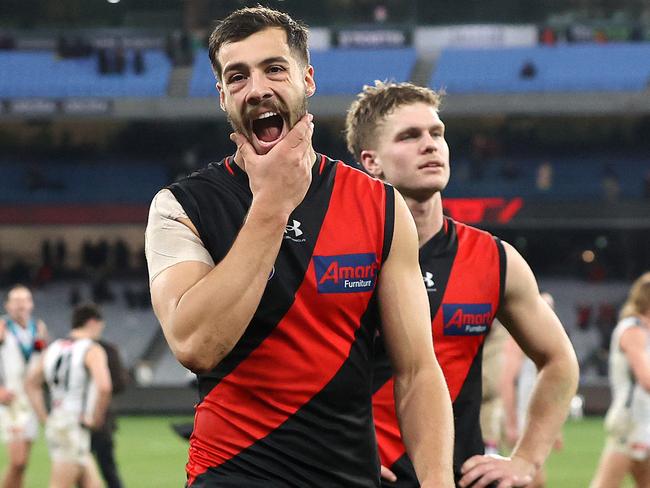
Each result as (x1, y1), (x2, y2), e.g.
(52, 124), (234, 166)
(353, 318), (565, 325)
(41, 240), (53, 267)
(594, 30), (608, 44)
(115, 44), (126, 75)
(69, 286), (81, 306)
(55, 239), (67, 268)
(643, 170), (650, 199)
(133, 49), (145, 75)
(92, 338), (128, 488)
(536, 160), (554, 191)
(500, 159), (519, 180)
(576, 304), (592, 330)
(602, 164), (620, 202)
(27, 165), (65, 191)
(57, 35), (92, 58)
(0, 33), (16, 50)
(539, 27), (556, 46)
(373, 4), (388, 23)
(520, 60), (537, 79)
(114, 239), (130, 271)
(92, 275), (115, 303)
(98, 48), (110, 74)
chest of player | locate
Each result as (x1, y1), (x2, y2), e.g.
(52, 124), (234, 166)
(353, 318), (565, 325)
(175, 160), (390, 335)
(421, 228), (502, 342)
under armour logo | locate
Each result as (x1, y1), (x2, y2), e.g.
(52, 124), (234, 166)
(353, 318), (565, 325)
(423, 271), (436, 291)
(285, 220), (303, 237)
(284, 220), (306, 242)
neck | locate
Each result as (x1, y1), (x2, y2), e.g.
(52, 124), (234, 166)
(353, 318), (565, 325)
(70, 329), (94, 340)
(9, 316), (29, 328)
(402, 192), (444, 247)
(233, 145), (317, 170)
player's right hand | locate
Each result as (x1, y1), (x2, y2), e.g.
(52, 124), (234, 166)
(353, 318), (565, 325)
(230, 113), (314, 218)
(0, 387), (14, 405)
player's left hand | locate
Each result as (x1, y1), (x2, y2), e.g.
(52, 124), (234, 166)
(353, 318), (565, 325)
(458, 454), (535, 488)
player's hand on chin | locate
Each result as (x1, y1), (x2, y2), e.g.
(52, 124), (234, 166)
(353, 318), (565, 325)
(230, 112), (314, 219)
(458, 454), (535, 488)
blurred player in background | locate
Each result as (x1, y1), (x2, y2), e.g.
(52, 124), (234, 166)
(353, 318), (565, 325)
(501, 291), (563, 487)
(591, 272), (650, 488)
(0, 284), (48, 488)
(346, 81), (579, 487)
(146, 7), (453, 487)
(91, 337), (128, 488)
(26, 304), (112, 488)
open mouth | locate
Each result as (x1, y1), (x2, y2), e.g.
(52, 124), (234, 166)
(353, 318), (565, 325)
(251, 111), (286, 149)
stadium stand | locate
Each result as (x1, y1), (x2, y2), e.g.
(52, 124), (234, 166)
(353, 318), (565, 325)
(442, 156), (649, 201)
(0, 161), (167, 204)
(189, 47), (418, 96)
(0, 50), (171, 98)
(431, 43), (650, 93)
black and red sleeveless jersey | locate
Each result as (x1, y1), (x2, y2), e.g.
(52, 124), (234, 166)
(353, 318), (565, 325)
(168, 154), (394, 488)
(372, 217), (505, 487)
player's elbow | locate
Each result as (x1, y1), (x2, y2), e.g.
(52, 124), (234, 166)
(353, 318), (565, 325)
(97, 383), (112, 396)
(173, 339), (224, 374)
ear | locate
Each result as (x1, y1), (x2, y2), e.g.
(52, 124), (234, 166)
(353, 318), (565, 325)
(217, 82), (226, 111)
(360, 150), (383, 179)
(304, 65), (316, 98)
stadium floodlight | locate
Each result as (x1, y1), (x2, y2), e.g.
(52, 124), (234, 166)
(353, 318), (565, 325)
(107, 0), (120, 3)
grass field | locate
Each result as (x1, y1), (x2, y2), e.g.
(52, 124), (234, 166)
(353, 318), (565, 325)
(0, 415), (635, 487)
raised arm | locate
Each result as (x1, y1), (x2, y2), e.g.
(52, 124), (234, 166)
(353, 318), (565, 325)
(84, 344), (112, 430)
(149, 114), (313, 373)
(460, 242), (578, 488)
(378, 192), (454, 488)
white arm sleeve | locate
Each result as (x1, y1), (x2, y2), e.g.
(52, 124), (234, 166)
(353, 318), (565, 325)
(145, 189), (215, 284)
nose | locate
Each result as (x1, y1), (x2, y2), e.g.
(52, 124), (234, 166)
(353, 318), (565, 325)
(245, 70), (273, 106)
(421, 132), (437, 154)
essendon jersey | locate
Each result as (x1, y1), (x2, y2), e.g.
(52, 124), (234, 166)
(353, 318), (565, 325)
(372, 218), (505, 486)
(168, 154), (394, 487)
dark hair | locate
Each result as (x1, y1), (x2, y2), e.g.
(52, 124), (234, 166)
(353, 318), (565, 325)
(208, 6), (309, 80)
(72, 304), (102, 329)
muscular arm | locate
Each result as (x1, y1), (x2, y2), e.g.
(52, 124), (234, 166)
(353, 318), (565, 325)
(499, 336), (525, 447)
(461, 242), (578, 487)
(620, 327), (650, 392)
(25, 356), (47, 423)
(85, 344), (112, 429)
(379, 193), (454, 488)
(150, 207), (287, 372)
(150, 114), (313, 373)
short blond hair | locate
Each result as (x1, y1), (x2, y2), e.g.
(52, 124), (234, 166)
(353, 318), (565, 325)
(620, 272), (650, 320)
(345, 81), (443, 161)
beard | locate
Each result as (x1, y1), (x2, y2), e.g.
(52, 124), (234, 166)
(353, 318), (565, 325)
(226, 94), (309, 141)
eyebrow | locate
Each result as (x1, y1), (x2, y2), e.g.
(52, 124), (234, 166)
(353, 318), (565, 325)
(222, 56), (290, 76)
(396, 122), (445, 135)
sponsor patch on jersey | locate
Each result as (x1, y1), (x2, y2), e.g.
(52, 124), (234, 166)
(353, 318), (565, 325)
(443, 303), (492, 336)
(313, 253), (378, 293)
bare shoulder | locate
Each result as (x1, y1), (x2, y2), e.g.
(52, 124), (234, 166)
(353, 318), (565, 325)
(620, 325), (649, 351)
(85, 342), (108, 365)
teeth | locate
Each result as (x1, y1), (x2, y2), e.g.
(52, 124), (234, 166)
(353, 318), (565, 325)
(256, 112), (278, 120)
